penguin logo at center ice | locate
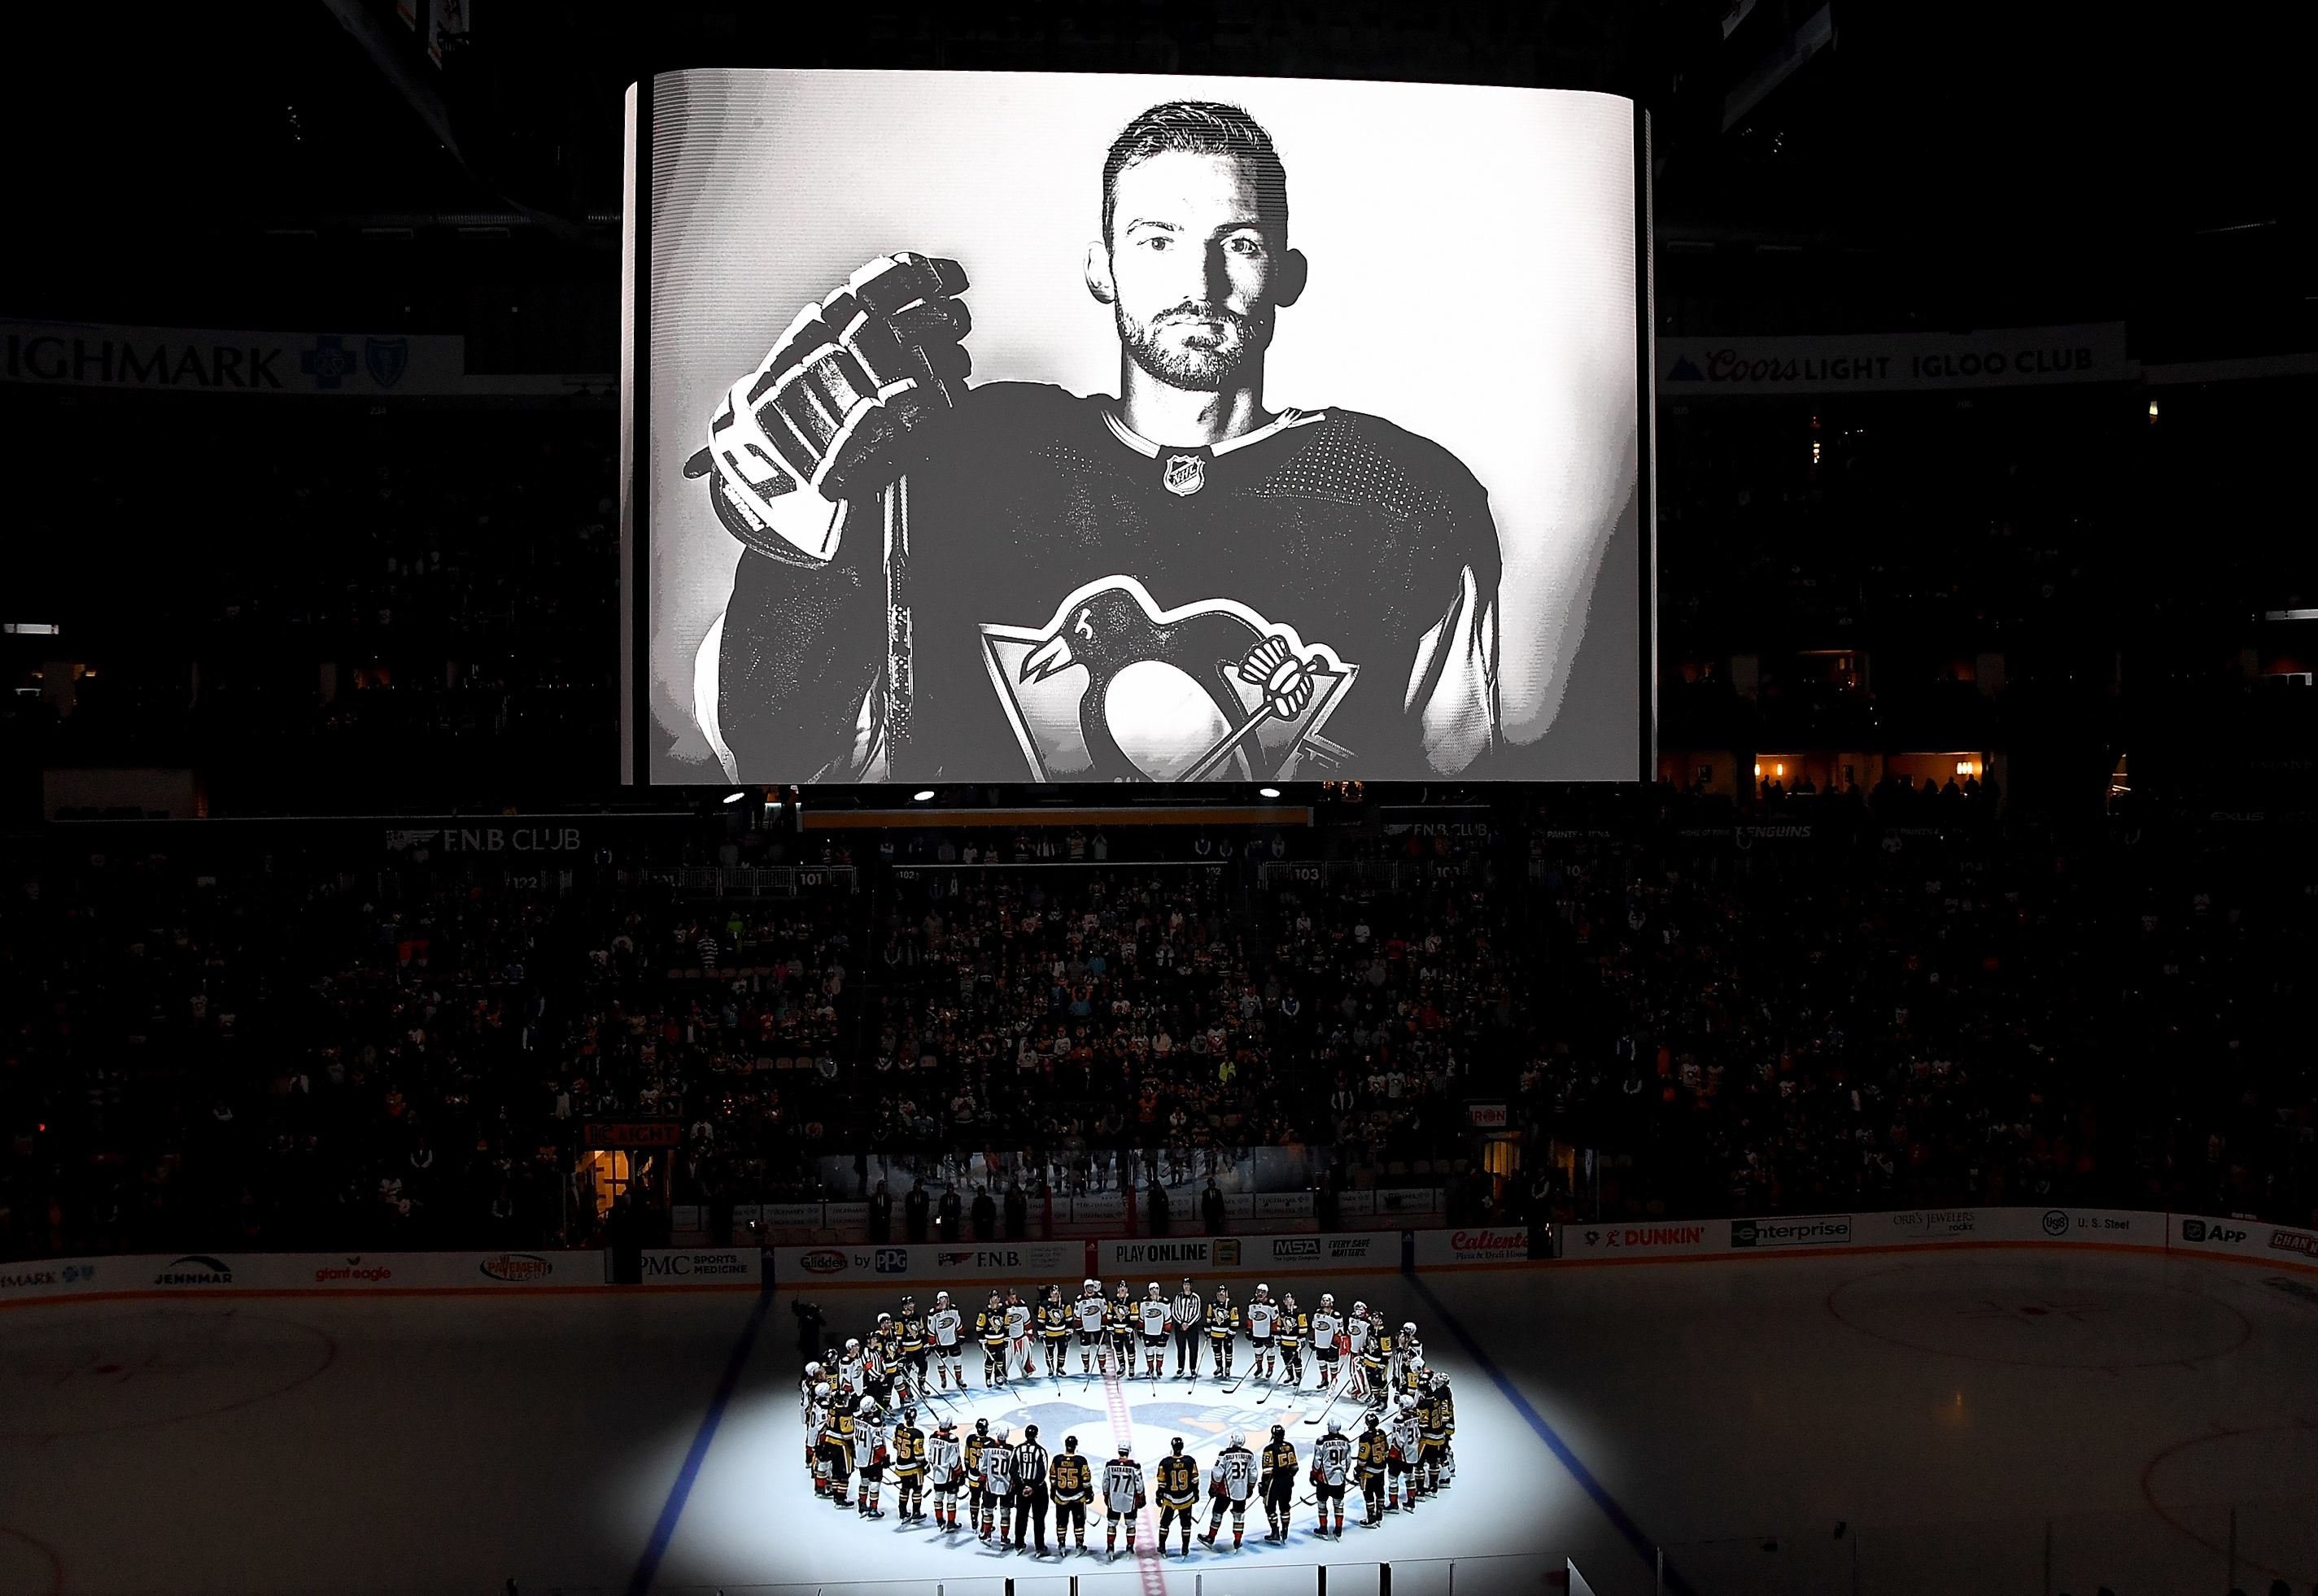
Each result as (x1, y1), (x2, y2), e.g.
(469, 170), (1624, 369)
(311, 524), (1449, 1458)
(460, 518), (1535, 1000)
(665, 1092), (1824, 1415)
(980, 574), (1357, 783)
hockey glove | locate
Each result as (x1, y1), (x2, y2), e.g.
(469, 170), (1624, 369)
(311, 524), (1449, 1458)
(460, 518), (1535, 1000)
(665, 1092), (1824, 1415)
(686, 252), (971, 564)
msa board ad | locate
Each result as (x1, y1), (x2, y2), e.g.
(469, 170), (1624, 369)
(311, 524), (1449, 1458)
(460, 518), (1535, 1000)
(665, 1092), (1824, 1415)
(625, 68), (1652, 786)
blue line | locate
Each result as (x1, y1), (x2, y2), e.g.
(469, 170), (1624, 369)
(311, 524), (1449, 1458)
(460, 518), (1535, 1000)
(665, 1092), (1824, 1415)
(626, 1284), (778, 1596)
(1406, 1270), (1692, 1596)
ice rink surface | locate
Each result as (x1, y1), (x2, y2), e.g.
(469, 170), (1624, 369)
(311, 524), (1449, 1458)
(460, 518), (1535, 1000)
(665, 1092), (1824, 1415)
(4, 1249), (2316, 1595)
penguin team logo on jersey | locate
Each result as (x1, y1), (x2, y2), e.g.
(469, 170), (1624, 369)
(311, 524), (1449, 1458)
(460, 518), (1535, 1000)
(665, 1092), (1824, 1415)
(979, 575), (1357, 782)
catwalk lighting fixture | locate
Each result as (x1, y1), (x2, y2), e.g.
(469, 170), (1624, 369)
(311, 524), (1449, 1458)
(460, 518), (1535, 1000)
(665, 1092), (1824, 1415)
(722, 790), (746, 805)
(913, 789), (936, 802)
(1259, 787), (1281, 798)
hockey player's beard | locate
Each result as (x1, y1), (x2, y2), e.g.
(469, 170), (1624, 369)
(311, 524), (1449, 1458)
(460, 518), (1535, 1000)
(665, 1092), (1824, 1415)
(1119, 300), (1271, 392)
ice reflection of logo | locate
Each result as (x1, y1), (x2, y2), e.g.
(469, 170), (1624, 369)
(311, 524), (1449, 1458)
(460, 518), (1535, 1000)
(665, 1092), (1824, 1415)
(981, 575), (1356, 783)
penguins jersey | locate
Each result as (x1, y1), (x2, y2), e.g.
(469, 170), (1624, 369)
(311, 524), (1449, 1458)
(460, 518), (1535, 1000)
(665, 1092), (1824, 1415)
(1211, 1446), (1259, 1502)
(928, 1307), (962, 1347)
(1051, 1453), (1094, 1504)
(709, 383), (1504, 785)
(963, 1432), (989, 1480)
(1205, 1302), (1239, 1340)
(1364, 1325), (1392, 1367)
(1246, 1301), (1277, 1342)
(1418, 1393), (1448, 1443)
(892, 1423), (926, 1474)
(1076, 1293), (1108, 1332)
(978, 1309), (1008, 1346)
(1277, 1310), (1305, 1348)
(1313, 1434), (1353, 1488)
(897, 1313), (927, 1352)
(1041, 1302), (1073, 1339)
(1155, 1454), (1200, 1507)
(1139, 1300), (1171, 1338)
(928, 1431), (963, 1486)
(1110, 1295), (1137, 1334)
(1103, 1458), (1146, 1515)
(1356, 1429), (1390, 1476)
(1261, 1438), (1298, 1484)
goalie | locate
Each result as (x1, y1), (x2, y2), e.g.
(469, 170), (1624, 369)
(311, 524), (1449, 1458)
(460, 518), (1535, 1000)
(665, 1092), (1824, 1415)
(687, 100), (1502, 784)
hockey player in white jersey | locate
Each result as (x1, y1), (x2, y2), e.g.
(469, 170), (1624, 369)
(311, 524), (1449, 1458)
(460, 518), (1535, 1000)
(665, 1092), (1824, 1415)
(1075, 1278), (1109, 1375)
(838, 1337), (867, 1399)
(1310, 1294), (1345, 1392)
(928, 1290), (965, 1389)
(1137, 1282), (1172, 1380)
(805, 1379), (834, 1495)
(1004, 1288), (1035, 1382)
(1386, 1394), (1422, 1513)
(1310, 1416), (1352, 1537)
(928, 1416), (966, 1530)
(854, 1396), (891, 1519)
(1244, 1283), (1280, 1381)
(1102, 1441), (1146, 1559)
(978, 1422), (1015, 1542)
(1201, 1428), (1260, 1549)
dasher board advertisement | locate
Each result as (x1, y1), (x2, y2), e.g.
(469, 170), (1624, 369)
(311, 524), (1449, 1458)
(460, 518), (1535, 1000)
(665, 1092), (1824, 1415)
(625, 69), (1652, 786)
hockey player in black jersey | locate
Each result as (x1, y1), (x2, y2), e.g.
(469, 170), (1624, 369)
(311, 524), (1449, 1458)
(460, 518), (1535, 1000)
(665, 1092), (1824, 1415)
(689, 99), (1503, 784)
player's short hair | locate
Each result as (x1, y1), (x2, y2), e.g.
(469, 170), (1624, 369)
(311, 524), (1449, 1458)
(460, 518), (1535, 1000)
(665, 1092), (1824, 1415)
(1102, 101), (1289, 246)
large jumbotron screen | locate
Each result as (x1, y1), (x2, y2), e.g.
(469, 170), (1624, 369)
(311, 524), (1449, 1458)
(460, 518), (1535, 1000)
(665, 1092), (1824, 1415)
(623, 70), (1653, 787)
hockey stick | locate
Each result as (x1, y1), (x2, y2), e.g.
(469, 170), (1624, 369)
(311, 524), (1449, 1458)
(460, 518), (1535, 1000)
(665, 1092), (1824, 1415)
(1302, 1376), (1352, 1428)
(879, 476), (913, 775)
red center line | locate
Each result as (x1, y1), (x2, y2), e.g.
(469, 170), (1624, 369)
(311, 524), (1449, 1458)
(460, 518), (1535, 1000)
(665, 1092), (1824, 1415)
(1098, 1363), (1168, 1596)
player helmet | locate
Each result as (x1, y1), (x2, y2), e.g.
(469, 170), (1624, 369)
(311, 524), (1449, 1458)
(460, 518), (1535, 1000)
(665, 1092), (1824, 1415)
(1149, 1282), (1162, 1293)
(858, 1396), (880, 1416)
(805, 1361), (822, 1378)
(1325, 1417), (1343, 1435)
(1120, 1441), (1133, 1455)
(814, 1382), (831, 1400)
(1363, 1412), (1380, 1429)
(1217, 1285), (1231, 1299)
(1229, 1429), (1245, 1446)
(1065, 1436), (1078, 1452)
(935, 1291), (949, 1303)
(1399, 1394), (1417, 1412)
(878, 1312), (893, 1325)
(1255, 1282), (1270, 1295)
(900, 1295), (915, 1307)
(1084, 1278), (1098, 1291)
(1352, 1301), (1367, 1315)
(845, 1337), (861, 1353)
(937, 1417), (956, 1433)
(1402, 1321), (1417, 1336)
(1271, 1424), (1286, 1439)
(976, 1417), (989, 1433)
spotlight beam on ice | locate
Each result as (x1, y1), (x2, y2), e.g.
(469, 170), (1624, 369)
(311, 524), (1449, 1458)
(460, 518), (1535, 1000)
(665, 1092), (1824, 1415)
(1408, 1273), (1697, 1596)
(626, 1289), (777, 1596)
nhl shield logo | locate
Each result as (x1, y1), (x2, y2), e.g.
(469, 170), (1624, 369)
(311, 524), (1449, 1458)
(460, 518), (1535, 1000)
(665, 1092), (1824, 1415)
(1161, 452), (1207, 496)
(979, 574), (1357, 783)
(365, 337), (410, 390)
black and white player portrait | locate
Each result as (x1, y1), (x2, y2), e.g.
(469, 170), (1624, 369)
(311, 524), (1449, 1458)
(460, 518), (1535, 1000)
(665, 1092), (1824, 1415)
(640, 71), (1642, 784)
